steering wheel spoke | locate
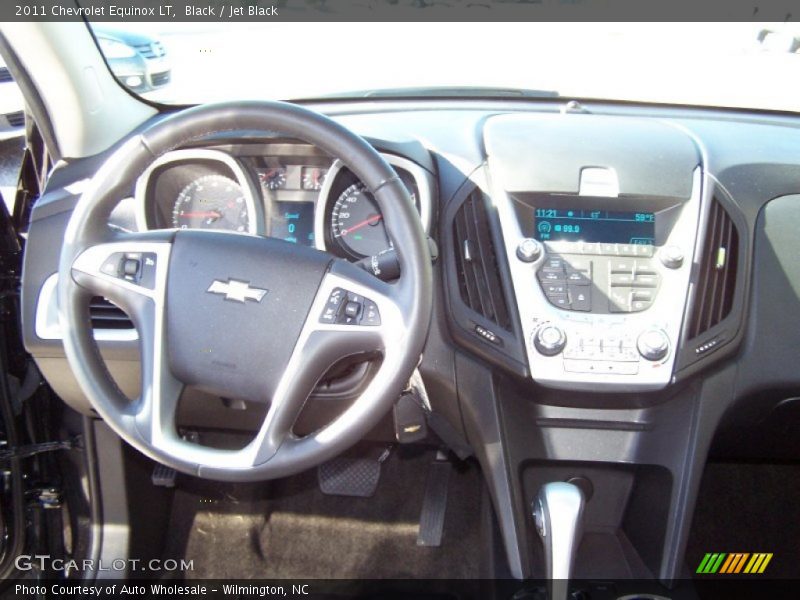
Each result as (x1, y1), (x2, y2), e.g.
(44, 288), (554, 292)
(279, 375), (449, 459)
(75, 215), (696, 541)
(70, 239), (186, 439)
(252, 265), (406, 462)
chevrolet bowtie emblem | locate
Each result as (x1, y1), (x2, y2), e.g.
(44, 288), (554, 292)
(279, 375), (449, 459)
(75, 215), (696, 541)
(207, 279), (269, 303)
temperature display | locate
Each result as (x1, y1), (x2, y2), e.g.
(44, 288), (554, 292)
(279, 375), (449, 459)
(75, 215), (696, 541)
(533, 208), (655, 245)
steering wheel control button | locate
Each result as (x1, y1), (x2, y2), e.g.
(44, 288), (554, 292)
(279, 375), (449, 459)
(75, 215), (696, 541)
(344, 301), (361, 318)
(637, 329), (670, 361)
(99, 252), (157, 289)
(138, 253), (158, 289)
(319, 288), (381, 326)
(338, 291), (364, 324)
(659, 245), (685, 269)
(122, 258), (140, 277)
(533, 324), (567, 356)
(361, 299), (381, 326)
(100, 253), (125, 277)
(320, 287), (346, 323)
(517, 238), (543, 262)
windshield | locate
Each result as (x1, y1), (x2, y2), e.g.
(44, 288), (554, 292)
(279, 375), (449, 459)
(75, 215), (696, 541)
(88, 22), (800, 112)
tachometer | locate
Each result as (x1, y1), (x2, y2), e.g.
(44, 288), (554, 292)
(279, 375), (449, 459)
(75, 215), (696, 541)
(172, 175), (250, 232)
(330, 183), (391, 257)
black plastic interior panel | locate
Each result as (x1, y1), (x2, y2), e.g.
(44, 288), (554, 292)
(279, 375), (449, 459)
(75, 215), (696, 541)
(673, 184), (749, 378)
(483, 113), (700, 199)
(740, 194), (800, 394)
(441, 180), (528, 376)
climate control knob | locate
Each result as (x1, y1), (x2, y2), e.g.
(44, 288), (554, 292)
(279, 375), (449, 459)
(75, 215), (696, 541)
(517, 238), (543, 263)
(533, 324), (567, 356)
(637, 329), (670, 361)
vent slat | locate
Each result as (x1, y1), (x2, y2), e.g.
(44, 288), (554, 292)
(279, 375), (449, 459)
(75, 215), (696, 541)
(452, 191), (511, 331)
(465, 196), (495, 317)
(90, 296), (134, 330)
(454, 208), (481, 310)
(715, 218), (735, 325)
(688, 198), (738, 339)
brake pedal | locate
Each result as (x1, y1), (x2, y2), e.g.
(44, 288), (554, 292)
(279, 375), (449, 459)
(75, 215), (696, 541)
(152, 463), (177, 488)
(417, 454), (452, 547)
(318, 449), (389, 498)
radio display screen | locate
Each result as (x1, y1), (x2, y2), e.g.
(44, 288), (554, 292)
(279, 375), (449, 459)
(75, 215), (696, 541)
(533, 208), (655, 245)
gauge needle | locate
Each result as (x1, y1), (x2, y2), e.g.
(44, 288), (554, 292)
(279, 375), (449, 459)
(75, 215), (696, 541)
(341, 214), (382, 235)
(181, 210), (222, 219)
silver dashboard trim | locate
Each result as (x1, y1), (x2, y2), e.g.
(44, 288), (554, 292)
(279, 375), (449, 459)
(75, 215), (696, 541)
(36, 273), (139, 342)
(133, 149), (262, 235)
(491, 166), (704, 392)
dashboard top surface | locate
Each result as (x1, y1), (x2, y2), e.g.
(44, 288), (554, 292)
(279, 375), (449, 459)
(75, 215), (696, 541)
(20, 98), (800, 408)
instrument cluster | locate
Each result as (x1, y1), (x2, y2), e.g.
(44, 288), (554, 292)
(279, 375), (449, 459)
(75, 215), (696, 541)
(135, 147), (432, 261)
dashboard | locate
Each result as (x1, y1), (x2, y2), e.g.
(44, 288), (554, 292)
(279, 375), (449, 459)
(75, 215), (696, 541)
(18, 97), (800, 583)
(132, 144), (433, 261)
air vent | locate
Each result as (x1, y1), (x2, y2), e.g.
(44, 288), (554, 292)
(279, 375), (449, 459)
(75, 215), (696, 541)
(0, 67), (13, 83)
(452, 191), (511, 330)
(688, 199), (738, 339)
(90, 296), (133, 330)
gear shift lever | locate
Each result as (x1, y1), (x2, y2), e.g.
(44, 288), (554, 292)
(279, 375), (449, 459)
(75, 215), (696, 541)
(533, 482), (585, 600)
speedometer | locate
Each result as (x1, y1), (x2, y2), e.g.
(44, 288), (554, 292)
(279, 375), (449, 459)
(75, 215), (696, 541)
(172, 175), (250, 232)
(330, 183), (391, 257)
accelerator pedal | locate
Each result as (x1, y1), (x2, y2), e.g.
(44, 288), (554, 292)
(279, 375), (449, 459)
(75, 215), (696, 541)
(417, 453), (452, 547)
(318, 448), (390, 498)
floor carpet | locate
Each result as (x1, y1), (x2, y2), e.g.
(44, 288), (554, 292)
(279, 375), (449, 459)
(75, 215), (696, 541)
(163, 445), (483, 580)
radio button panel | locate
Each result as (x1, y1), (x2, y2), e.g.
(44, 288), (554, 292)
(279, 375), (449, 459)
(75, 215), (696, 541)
(536, 253), (661, 314)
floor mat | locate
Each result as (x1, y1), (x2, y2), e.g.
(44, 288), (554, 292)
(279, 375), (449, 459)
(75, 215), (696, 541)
(686, 462), (800, 579)
(163, 446), (482, 579)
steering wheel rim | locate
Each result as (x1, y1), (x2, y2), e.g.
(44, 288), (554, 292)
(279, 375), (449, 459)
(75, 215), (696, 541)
(58, 101), (432, 481)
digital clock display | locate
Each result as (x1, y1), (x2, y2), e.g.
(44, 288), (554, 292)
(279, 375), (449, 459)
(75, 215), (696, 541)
(533, 208), (655, 245)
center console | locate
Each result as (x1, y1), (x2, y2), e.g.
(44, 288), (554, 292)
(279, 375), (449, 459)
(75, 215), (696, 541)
(484, 113), (703, 391)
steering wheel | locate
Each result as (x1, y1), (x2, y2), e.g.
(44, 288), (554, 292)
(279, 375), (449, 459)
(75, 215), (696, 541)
(57, 101), (432, 481)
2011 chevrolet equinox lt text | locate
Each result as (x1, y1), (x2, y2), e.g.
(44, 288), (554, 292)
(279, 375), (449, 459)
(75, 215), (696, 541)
(0, 11), (798, 600)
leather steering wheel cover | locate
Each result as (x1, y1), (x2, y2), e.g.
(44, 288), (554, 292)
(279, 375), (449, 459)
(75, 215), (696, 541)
(58, 101), (432, 480)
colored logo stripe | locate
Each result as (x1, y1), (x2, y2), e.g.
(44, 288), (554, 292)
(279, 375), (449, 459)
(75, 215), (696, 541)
(719, 553), (749, 573)
(744, 553), (773, 574)
(697, 553), (726, 574)
(697, 552), (773, 574)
